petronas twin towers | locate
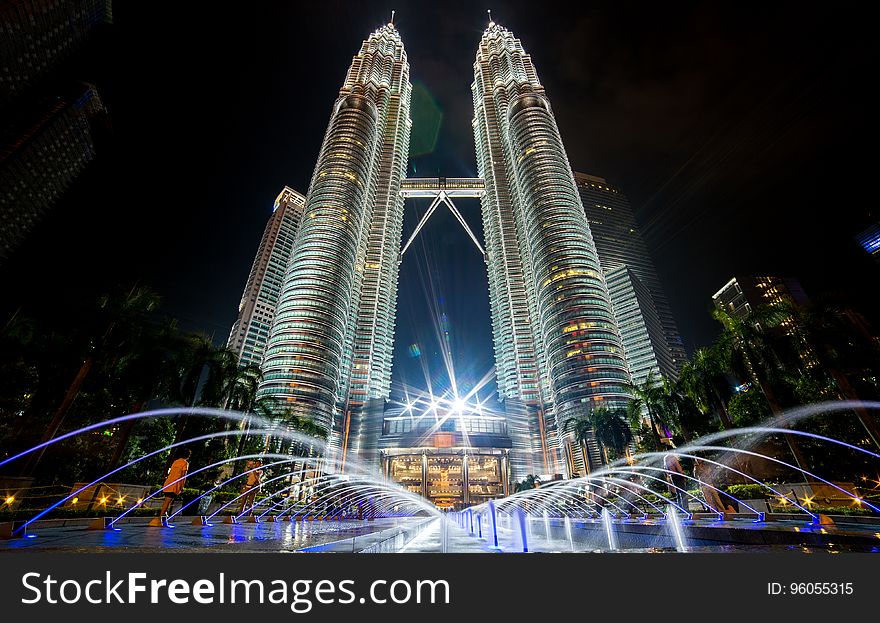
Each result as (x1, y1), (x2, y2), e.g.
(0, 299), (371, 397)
(256, 17), (630, 480)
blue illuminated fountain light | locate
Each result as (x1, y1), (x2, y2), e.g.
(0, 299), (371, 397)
(3, 401), (880, 552)
(2, 407), (439, 538)
(455, 401), (880, 552)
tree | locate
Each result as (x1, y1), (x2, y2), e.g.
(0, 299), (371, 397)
(657, 376), (712, 443)
(771, 299), (880, 448)
(19, 285), (162, 475)
(514, 474), (541, 493)
(712, 306), (788, 414)
(727, 388), (772, 428)
(590, 406), (632, 461)
(679, 344), (733, 429)
(624, 371), (668, 450)
(712, 306), (811, 471)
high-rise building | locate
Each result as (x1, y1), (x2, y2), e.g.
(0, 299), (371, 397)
(227, 187), (305, 368)
(257, 20), (412, 469)
(855, 222), (880, 264)
(712, 275), (809, 321)
(712, 275), (814, 372)
(575, 172), (686, 383)
(1, 0), (113, 261)
(471, 20), (630, 477)
(0, 0), (113, 106)
(604, 265), (668, 386)
(1, 83), (106, 260)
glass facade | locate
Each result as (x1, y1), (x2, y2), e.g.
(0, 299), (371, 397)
(575, 172), (686, 382)
(380, 413), (511, 510)
(257, 22), (411, 468)
(471, 22), (629, 478)
(1, 83), (106, 260)
(227, 187), (305, 368)
(604, 265), (667, 386)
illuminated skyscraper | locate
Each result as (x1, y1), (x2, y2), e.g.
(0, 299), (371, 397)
(257, 20), (411, 466)
(1, 83), (106, 260)
(471, 20), (630, 477)
(1, 0), (113, 106)
(855, 222), (880, 264)
(227, 187), (305, 367)
(604, 265), (668, 386)
(575, 172), (686, 383)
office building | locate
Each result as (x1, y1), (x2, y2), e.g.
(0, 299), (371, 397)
(257, 20), (412, 471)
(227, 187), (305, 367)
(0, 83), (106, 260)
(575, 172), (686, 383)
(472, 20), (630, 477)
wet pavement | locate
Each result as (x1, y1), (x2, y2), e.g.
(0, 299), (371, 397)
(0, 517), (427, 553)
(3, 514), (878, 553)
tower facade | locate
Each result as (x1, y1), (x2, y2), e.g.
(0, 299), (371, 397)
(257, 21), (411, 468)
(604, 265), (668, 386)
(471, 21), (630, 477)
(575, 172), (686, 383)
(1, 83), (107, 261)
(227, 187), (305, 368)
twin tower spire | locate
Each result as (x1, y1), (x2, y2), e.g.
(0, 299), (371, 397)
(256, 17), (629, 480)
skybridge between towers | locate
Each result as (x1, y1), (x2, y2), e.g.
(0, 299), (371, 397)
(399, 177), (487, 260)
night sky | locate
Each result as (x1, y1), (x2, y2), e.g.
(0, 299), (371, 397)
(2, 1), (877, 402)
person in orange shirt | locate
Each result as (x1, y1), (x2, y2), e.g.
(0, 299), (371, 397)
(159, 448), (192, 517)
(239, 459), (264, 516)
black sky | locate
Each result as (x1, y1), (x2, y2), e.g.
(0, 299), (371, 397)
(2, 1), (878, 400)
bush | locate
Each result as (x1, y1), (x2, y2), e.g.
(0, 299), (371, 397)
(811, 506), (877, 517)
(724, 483), (774, 499)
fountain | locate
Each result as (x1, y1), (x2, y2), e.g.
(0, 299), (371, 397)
(564, 515), (575, 552)
(667, 504), (688, 552)
(602, 507), (618, 551)
(3, 402), (880, 553)
(487, 500), (499, 549)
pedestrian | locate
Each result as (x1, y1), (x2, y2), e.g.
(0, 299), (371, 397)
(663, 452), (689, 511)
(694, 458), (727, 513)
(239, 458), (264, 515)
(159, 448), (191, 517)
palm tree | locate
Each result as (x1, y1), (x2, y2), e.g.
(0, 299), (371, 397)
(589, 406), (633, 461)
(657, 376), (706, 442)
(772, 299), (880, 448)
(624, 371), (667, 449)
(20, 285), (161, 475)
(680, 344), (733, 429)
(103, 318), (182, 471)
(563, 407), (632, 465)
(712, 307), (786, 414)
(713, 306), (811, 471)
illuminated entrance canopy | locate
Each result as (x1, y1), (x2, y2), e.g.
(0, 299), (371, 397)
(399, 177), (487, 260)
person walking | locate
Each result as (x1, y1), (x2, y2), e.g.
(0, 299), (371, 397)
(694, 458), (728, 514)
(158, 448), (191, 518)
(663, 452), (689, 511)
(239, 458), (264, 516)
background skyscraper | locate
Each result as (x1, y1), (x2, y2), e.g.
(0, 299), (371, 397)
(227, 187), (305, 368)
(0, 0), (113, 105)
(575, 172), (686, 386)
(472, 21), (629, 477)
(257, 21), (411, 468)
(604, 265), (669, 386)
(712, 275), (810, 321)
(1, 0), (113, 262)
(855, 222), (880, 264)
(1, 83), (106, 261)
